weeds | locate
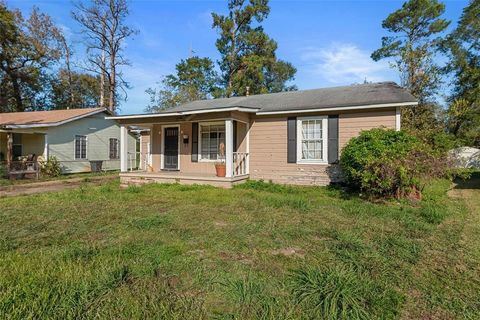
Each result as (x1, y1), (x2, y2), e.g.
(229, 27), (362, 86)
(0, 177), (476, 319)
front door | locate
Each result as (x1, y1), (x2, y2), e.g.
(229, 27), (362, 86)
(164, 127), (179, 170)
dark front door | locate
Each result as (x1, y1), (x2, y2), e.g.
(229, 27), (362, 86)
(164, 127), (179, 170)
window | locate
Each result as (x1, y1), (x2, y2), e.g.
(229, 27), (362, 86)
(199, 123), (225, 160)
(109, 138), (119, 159)
(12, 133), (22, 158)
(75, 135), (87, 160)
(297, 116), (328, 163)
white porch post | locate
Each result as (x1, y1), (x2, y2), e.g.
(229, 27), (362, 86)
(395, 106), (401, 131)
(43, 134), (49, 159)
(246, 122), (250, 175)
(120, 125), (128, 172)
(225, 119), (233, 178)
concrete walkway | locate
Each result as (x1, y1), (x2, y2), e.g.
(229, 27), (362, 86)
(0, 175), (117, 197)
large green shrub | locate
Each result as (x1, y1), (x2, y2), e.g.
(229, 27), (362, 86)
(340, 128), (449, 199)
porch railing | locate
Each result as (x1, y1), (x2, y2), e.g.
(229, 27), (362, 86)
(1, 161), (40, 179)
(233, 152), (249, 177)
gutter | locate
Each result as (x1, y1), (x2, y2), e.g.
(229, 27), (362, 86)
(255, 102), (418, 115)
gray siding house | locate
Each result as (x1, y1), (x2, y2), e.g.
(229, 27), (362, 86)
(0, 108), (136, 173)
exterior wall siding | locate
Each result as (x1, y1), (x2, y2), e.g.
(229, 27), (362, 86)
(140, 108), (396, 186)
(338, 109), (396, 150)
(248, 109), (396, 185)
(139, 133), (150, 170)
(46, 113), (136, 173)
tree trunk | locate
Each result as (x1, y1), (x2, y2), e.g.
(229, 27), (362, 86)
(100, 49), (106, 108)
(66, 48), (74, 106)
(10, 74), (24, 112)
(227, 18), (236, 98)
(100, 18), (107, 108)
(109, 48), (116, 113)
(61, 36), (75, 107)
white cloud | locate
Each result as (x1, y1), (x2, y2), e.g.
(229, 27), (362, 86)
(299, 43), (393, 85)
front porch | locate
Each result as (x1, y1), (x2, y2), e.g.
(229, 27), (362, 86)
(0, 131), (46, 179)
(120, 170), (249, 188)
(116, 110), (252, 188)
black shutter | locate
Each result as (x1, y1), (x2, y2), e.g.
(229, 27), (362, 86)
(233, 120), (238, 152)
(287, 117), (296, 163)
(191, 122), (198, 162)
(328, 115), (339, 164)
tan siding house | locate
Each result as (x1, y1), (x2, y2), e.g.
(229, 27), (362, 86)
(111, 82), (416, 188)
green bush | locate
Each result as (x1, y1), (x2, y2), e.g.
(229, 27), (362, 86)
(41, 156), (62, 177)
(340, 128), (450, 199)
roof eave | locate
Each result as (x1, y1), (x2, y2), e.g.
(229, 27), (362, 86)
(255, 101), (418, 115)
(106, 106), (260, 120)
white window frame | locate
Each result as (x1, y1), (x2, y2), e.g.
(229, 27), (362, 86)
(109, 138), (120, 159)
(198, 121), (226, 162)
(74, 135), (88, 160)
(296, 116), (328, 164)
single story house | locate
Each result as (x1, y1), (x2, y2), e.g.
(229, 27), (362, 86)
(0, 108), (137, 175)
(109, 82), (417, 188)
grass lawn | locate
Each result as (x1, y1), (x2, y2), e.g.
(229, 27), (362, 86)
(0, 175), (479, 319)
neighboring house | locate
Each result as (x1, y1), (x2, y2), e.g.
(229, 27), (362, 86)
(110, 82), (417, 188)
(450, 147), (480, 168)
(0, 108), (137, 174)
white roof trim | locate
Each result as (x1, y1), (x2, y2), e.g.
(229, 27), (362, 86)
(106, 107), (259, 120)
(255, 102), (418, 115)
(105, 102), (417, 121)
(106, 112), (182, 120)
(1, 108), (108, 129)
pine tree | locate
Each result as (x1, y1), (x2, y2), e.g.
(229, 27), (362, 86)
(372, 0), (450, 132)
(146, 56), (220, 112)
(442, 0), (480, 145)
(212, 0), (296, 97)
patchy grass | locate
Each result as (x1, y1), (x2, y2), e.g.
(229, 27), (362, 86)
(0, 170), (119, 187)
(0, 177), (478, 319)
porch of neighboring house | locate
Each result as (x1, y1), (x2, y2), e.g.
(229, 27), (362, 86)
(117, 111), (251, 188)
(0, 131), (46, 179)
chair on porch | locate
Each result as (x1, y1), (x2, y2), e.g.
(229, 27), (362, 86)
(8, 154), (40, 180)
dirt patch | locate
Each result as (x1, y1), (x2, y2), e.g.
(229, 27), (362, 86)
(271, 247), (305, 258)
(218, 251), (252, 264)
(0, 175), (117, 197)
(214, 221), (228, 227)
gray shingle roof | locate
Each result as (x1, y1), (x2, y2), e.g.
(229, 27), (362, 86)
(166, 82), (416, 114)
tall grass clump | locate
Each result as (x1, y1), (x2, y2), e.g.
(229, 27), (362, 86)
(290, 266), (369, 320)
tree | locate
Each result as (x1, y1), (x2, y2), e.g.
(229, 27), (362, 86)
(0, 3), (63, 112)
(371, 0), (450, 132)
(212, 0), (296, 97)
(146, 56), (220, 112)
(72, 0), (137, 113)
(442, 0), (480, 145)
(50, 69), (100, 109)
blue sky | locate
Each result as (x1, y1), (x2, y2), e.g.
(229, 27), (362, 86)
(7, 0), (468, 114)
